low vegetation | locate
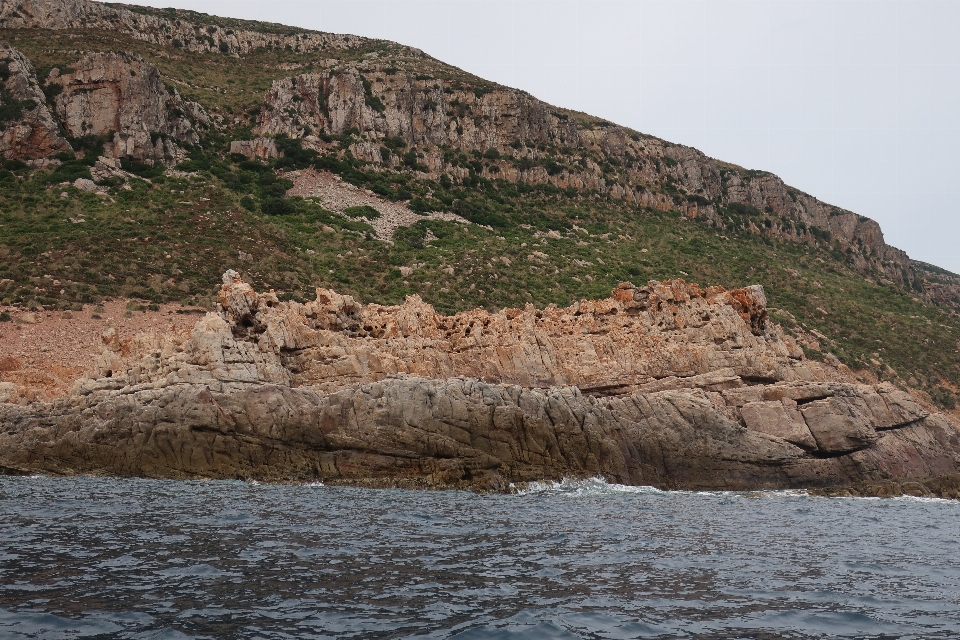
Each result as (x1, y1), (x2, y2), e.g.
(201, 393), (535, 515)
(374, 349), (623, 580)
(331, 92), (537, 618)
(0, 20), (957, 409)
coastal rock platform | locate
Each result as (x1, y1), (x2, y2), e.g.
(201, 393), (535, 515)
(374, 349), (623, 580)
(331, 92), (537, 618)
(2, 273), (959, 494)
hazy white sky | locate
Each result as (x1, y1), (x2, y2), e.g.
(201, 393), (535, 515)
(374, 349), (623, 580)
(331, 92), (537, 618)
(134, 0), (960, 274)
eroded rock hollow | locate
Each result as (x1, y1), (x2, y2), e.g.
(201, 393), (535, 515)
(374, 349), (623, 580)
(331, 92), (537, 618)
(2, 272), (959, 492)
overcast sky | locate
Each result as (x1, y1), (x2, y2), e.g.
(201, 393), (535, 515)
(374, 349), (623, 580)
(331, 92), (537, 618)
(134, 0), (960, 274)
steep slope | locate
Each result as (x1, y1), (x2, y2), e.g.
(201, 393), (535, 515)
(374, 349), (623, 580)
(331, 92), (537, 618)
(0, 0), (957, 414)
(254, 66), (911, 286)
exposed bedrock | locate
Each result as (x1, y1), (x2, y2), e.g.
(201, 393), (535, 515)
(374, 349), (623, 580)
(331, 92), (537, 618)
(0, 42), (72, 159)
(49, 51), (210, 164)
(1, 273), (958, 492)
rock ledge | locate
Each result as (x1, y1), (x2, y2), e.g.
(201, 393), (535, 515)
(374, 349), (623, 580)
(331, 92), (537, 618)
(1, 273), (958, 493)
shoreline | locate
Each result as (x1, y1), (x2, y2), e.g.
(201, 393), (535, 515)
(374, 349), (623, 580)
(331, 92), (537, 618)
(3, 273), (960, 497)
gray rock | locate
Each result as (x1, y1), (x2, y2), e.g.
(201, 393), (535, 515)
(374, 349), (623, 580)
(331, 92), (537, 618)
(800, 397), (879, 453)
(0, 382), (16, 403)
(741, 400), (817, 450)
(73, 178), (97, 192)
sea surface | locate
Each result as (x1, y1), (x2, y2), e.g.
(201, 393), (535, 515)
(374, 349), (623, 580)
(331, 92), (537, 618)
(1, 477), (959, 639)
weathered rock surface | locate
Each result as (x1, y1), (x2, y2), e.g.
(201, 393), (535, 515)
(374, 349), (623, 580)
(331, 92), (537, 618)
(254, 68), (914, 288)
(1, 273), (958, 493)
(0, 0), (394, 57)
(0, 42), (71, 159)
(230, 138), (282, 160)
(50, 52), (209, 164)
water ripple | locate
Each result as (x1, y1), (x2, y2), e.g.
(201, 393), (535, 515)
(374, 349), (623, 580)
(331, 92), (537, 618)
(1, 476), (959, 638)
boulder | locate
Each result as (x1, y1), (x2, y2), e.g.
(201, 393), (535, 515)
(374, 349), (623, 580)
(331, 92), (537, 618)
(230, 138), (282, 160)
(0, 382), (16, 403)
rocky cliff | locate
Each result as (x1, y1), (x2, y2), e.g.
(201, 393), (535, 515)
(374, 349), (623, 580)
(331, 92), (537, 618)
(0, 41), (70, 158)
(0, 0), (936, 294)
(0, 0), (394, 56)
(0, 0), (918, 286)
(2, 272), (958, 494)
(254, 67), (914, 286)
(49, 51), (210, 164)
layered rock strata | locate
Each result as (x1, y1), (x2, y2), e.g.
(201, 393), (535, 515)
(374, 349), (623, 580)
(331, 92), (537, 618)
(2, 273), (958, 493)
(255, 68), (912, 287)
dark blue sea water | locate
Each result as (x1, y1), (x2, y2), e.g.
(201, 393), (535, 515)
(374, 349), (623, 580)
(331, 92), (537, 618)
(1, 477), (959, 639)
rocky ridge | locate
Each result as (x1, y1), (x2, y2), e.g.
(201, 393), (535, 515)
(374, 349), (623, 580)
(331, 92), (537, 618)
(0, 0), (922, 290)
(1, 272), (958, 494)
(0, 0), (394, 56)
(255, 68), (914, 287)
(0, 0), (947, 301)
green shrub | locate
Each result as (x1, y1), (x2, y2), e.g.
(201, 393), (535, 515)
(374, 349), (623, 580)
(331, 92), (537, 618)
(48, 162), (92, 183)
(482, 148), (501, 160)
(931, 386), (957, 410)
(0, 311), (11, 322)
(408, 197), (435, 214)
(382, 137), (406, 150)
(261, 197), (294, 215)
(344, 205), (380, 219)
(726, 202), (762, 217)
(0, 89), (35, 126)
(120, 158), (164, 179)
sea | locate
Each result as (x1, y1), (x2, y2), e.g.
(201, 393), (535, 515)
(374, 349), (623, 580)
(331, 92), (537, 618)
(1, 476), (959, 639)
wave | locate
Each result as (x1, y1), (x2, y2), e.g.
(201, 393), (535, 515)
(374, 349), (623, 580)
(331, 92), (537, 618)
(513, 477), (814, 499)
(514, 477), (668, 496)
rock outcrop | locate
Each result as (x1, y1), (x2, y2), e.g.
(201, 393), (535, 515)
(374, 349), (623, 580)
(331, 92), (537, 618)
(0, 0), (394, 56)
(230, 138), (282, 160)
(49, 52), (209, 164)
(1, 272), (958, 492)
(254, 68), (915, 288)
(0, 43), (71, 159)
(0, 0), (933, 298)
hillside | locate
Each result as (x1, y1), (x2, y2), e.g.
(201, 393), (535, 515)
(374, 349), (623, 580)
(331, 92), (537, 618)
(0, 0), (957, 413)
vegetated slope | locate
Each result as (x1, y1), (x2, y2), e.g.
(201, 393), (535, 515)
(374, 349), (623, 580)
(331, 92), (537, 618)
(0, 0), (957, 411)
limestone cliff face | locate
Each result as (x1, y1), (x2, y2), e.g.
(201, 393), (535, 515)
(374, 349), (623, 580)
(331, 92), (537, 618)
(0, 42), (71, 158)
(0, 0), (927, 290)
(1, 273), (958, 492)
(49, 52), (209, 164)
(0, 0), (393, 56)
(919, 264), (960, 312)
(255, 68), (913, 285)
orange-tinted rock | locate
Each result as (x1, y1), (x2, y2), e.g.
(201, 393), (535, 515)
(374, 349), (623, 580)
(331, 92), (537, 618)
(1, 273), (958, 492)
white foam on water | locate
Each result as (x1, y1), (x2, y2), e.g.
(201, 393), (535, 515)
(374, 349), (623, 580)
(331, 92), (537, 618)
(514, 477), (815, 500)
(514, 476), (667, 496)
